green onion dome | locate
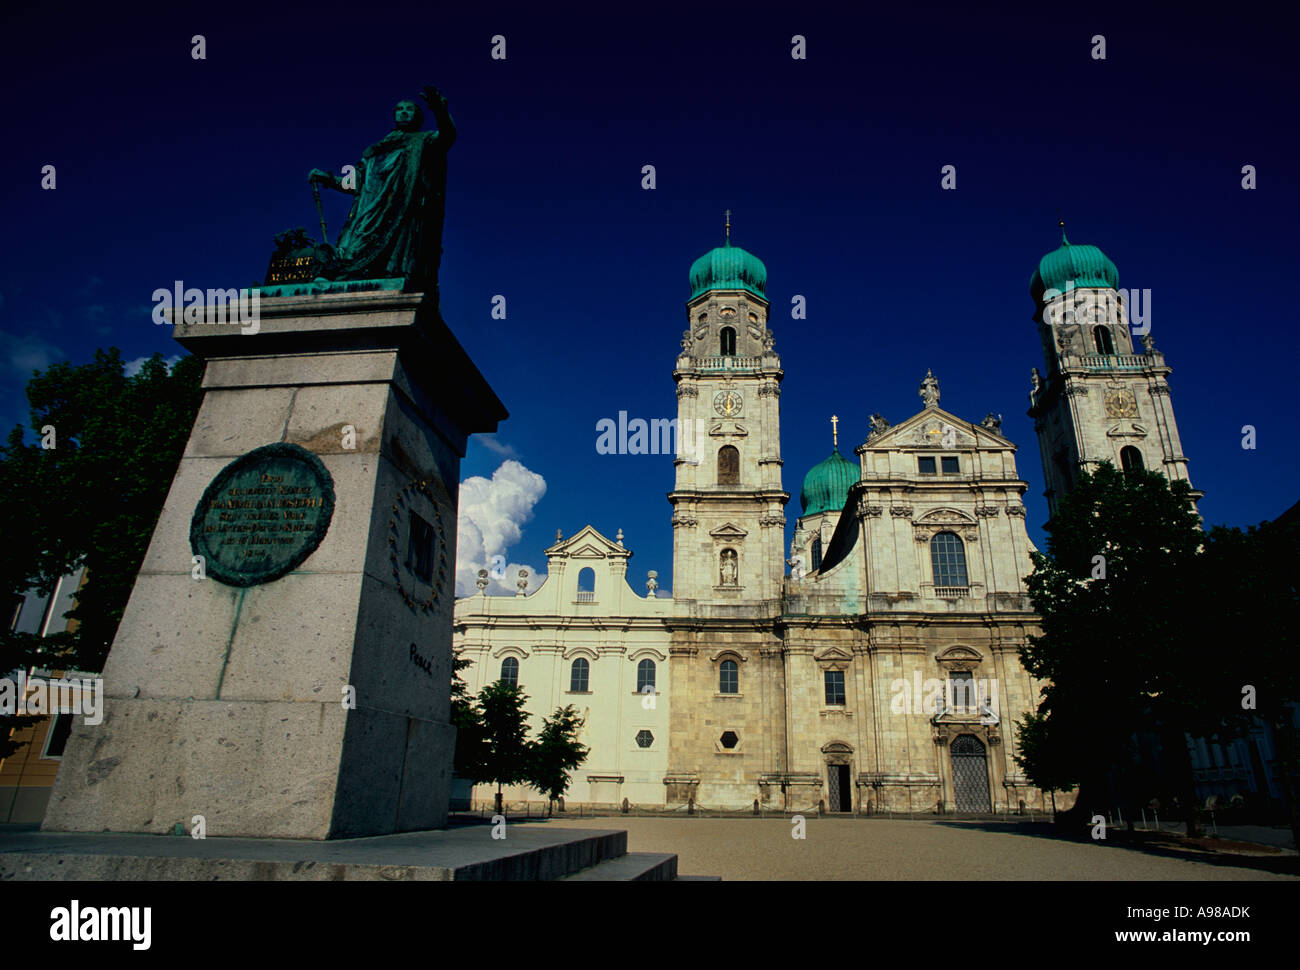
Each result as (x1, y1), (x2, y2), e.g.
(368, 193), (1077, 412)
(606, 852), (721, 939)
(1030, 231), (1119, 303)
(689, 239), (767, 300)
(800, 448), (857, 516)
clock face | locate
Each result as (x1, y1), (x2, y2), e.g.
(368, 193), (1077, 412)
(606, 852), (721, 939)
(714, 389), (743, 417)
(1104, 388), (1139, 418)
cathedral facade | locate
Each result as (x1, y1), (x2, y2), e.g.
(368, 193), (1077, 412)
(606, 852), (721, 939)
(453, 227), (1192, 814)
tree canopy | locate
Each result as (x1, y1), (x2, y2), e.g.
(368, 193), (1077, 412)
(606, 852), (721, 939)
(1018, 462), (1299, 841)
(1, 349), (204, 672)
(1, 350), (203, 757)
(450, 663), (590, 812)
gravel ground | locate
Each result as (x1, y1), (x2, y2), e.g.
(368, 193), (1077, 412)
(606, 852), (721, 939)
(524, 817), (1299, 881)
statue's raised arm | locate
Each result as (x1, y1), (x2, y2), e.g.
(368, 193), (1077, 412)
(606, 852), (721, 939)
(294, 86), (460, 294)
(421, 84), (457, 148)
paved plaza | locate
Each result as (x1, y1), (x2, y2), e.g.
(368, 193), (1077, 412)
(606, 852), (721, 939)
(529, 817), (1299, 881)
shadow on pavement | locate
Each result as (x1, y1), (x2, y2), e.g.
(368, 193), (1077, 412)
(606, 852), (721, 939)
(932, 818), (1300, 877)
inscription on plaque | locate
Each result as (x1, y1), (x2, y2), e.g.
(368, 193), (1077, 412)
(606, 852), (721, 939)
(190, 442), (336, 587)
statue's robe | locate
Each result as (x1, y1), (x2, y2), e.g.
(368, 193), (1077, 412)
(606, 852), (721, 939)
(330, 122), (455, 287)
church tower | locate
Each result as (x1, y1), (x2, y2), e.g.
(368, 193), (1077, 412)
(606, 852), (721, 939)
(1026, 227), (1200, 517)
(669, 218), (788, 605)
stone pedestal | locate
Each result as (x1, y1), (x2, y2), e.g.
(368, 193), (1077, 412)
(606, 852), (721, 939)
(42, 289), (506, 840)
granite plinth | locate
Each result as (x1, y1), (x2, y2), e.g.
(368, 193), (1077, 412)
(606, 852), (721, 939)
(42, 290), (506, 841)
(1, 823), (650, 881)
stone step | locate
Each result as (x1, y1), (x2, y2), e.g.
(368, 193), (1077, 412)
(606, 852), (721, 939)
(559, 851), (678, 881)
(675, 874), (722, 881)
(0, 824), (629, 881)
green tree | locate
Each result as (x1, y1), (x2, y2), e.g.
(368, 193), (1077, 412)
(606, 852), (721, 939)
(1, 349), (202, 756)
(1014, 709), (1080, 801)
(0, 349), (204, 671)
(476, 680), (533, 815)
(528, 704), (589, 814)
(1018, 462), (1204, 833)
(0, 631), (60, 760)
(1187, 514), (1300, 848)
(449, 647), (488, 782)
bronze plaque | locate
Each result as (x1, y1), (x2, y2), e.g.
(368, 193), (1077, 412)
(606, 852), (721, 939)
(190, 443), (336, 587)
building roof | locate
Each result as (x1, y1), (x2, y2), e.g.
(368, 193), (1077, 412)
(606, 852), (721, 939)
(800, 447), (857, 516)
(1030, 230), (1119, 303)
(689, 238), (767, 301)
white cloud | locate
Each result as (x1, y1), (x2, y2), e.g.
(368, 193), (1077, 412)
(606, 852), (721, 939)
(455, 459), (548, 596)
(1, 330), (63, 376)
(477, 435), (519, 458)
(124, 354), (182, 377)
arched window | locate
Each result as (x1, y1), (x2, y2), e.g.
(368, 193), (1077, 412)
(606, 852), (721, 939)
(1120, 446), (1144, 475)
(1093, 325), (1115, 355)
(500, 656), (519, 686)
(719, 659), (738, 694)
(717, 445), (740, 485)
(720, 327), (736, 356)
(570, 657), (590, 692)
(810, 536), (823, 571)
(576, 566), (595, 602)
(637, 659), (656, 693)
(930, 531), (969, 588)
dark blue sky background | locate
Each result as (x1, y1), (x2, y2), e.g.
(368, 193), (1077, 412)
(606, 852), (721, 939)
(2, 2), (1296, 592)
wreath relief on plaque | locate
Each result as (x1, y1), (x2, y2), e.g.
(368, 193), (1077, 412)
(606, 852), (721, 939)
(389, 478), (448, 613)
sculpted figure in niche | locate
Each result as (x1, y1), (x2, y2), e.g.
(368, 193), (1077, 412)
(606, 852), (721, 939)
(720, 548), (738, 586)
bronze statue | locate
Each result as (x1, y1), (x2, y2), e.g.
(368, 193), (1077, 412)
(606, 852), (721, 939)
(308, 85), (456, 292)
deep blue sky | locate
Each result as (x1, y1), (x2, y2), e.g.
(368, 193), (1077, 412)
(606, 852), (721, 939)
(2, 2), (1296, 593)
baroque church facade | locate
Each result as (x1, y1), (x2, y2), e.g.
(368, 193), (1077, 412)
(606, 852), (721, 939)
(453, 227), (1194, 814)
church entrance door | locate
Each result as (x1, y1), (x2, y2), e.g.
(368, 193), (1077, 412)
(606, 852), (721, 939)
(827, 764), (852, 812)
(951, 735), (991, 812)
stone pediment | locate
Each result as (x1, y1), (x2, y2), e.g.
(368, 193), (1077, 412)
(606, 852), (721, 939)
(1105, 422), (1148, 438)
(813, 645), (854, 663)
(918, 508), (976, 525)
(862, 406), (1008, 451)
(709, 422), (748, 437)
(935, 646), (983, 672)
(709, 522), (749, 539)
(545, 524), (630, 560)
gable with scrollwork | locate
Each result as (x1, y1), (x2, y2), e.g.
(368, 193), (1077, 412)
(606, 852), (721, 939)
(912, 508), (979, 543)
